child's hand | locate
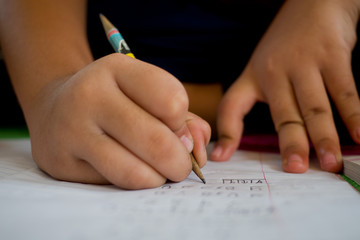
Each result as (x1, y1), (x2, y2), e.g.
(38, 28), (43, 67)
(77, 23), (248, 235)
(212, 0), (360, 173)
(28, 54), (210, 189)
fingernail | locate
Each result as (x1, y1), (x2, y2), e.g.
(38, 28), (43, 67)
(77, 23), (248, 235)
(320, 152), (338, 170)
(211, 145), (223, 159)
(180, 135), (193, 153)
(287, 154), (304, 168)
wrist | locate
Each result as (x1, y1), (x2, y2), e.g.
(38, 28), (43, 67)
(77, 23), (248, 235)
(20, 74), (73, 128)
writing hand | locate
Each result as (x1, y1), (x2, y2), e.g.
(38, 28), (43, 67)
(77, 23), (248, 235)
(29, 54), (210, 189)
(212, 0), (360, 173)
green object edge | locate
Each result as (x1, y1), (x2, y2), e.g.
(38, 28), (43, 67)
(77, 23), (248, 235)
(0, 127), (29, 139)
(341, 174), (360, 193)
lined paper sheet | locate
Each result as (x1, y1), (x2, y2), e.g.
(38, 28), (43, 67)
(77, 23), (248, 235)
(0, 139), (359, 240)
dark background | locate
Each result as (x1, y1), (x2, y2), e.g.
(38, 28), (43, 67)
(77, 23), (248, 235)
(1, 0), (359, 146)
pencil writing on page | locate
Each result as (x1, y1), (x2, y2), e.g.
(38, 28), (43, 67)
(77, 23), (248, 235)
(99, 13), (206, 184)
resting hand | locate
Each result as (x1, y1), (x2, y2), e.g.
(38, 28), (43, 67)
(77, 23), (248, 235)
(212, 0), (360, 173)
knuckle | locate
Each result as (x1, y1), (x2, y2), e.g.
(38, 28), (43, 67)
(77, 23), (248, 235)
(35, 153), (70, 181)
(345, 111), (360, 124)
(164, 86), (189, 122)
(316, 137), (332, 146)
(146, 133), (192, 181)
(313, 136), (337, 151)
(69, 77), (100, 105)
(337, 89), (358, 103)
(103, 52), (129, 67)
(323, 42), (352, 64)
(120, 168), (164, 190)
(331, 40), (352, 57)
(276, 120), (304, 133)
(172, 154), (193, 182)
(301, 106), (329, 123)
(147, 131), (177, 161)
(260, 56), (279, 78)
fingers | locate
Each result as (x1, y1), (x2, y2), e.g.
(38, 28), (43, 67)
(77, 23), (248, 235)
(186, 112), (211, 168)
(94, 81), (192, 183)
(101, 54), (189, 132)
(82, 109), (210, 189)
(291, 66), (342, 172)
(211, 72), (259, 162)
(267, 64), (343, 173)
(37, 151), (110, 185)
(79, 133), (167, 190)
(64, 54), (196, 187)
(232, 63), (344, 173)
(34, 54), (202, 189)
(322, 51), (360, 144)
(207, 0), (358, 174)
(264, 72), (309, 173)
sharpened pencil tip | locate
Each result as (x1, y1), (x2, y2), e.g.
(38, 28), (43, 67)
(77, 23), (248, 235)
(99, 13), (115, 34)
(190, 152), (206, 184)
(99, 13), (105, 22)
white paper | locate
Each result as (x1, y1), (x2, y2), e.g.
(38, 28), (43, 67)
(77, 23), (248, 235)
(0, 139), (359, 240)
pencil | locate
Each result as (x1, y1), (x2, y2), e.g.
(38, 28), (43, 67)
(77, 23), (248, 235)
(99, 14), (135, 58)
(99, 14), (206, 184)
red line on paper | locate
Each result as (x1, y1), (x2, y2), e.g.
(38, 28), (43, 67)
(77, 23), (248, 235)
(259, 153), (285, 239)
(260, 154), (272, 200)
(259, 154), (273, 202)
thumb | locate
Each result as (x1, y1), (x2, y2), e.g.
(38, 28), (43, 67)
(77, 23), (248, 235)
(185, 112), (211, 168)
(210, 75), (259, 162)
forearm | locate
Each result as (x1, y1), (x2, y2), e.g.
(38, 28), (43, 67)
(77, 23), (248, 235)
(0, 0), (93, 116)
(284, 0), (360, 20)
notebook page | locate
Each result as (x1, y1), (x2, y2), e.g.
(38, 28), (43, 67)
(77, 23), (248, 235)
(1, 139), (359, 240)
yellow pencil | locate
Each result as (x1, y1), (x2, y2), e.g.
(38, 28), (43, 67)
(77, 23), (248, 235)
(100, 14), (206, 184)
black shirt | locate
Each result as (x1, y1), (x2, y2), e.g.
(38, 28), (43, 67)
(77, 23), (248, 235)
(2, 0), (360, 145)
